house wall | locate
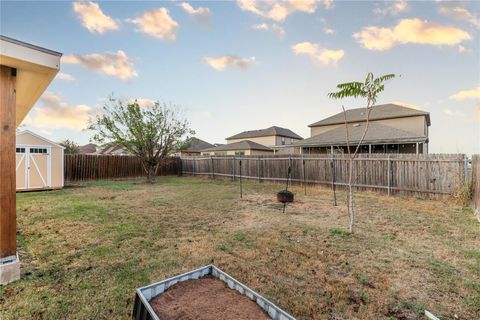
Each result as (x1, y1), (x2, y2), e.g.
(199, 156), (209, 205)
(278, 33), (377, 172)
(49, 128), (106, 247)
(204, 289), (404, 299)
(274, 136), (299, 146)
(250, 149), (274, 155)
(227, 136), (276, 146)
(376, 116), (427, 136)
(310, 124), (343, 137)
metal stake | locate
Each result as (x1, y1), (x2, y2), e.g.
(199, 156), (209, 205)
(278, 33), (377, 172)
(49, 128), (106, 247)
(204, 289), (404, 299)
(239, 160), (242, 199)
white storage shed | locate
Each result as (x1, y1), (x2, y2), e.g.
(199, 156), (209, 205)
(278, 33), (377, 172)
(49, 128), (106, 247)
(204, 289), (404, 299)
(16, 130), (64, 191)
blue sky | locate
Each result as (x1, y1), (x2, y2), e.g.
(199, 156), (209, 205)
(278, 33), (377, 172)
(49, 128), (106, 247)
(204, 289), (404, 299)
(1, 0), (479, 154)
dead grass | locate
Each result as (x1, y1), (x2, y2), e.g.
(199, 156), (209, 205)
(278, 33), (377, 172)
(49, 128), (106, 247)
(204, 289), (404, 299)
(1, 176), (479, 319)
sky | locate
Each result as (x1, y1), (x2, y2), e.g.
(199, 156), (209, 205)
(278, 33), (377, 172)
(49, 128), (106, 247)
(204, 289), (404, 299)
(1, 0), (479, 154)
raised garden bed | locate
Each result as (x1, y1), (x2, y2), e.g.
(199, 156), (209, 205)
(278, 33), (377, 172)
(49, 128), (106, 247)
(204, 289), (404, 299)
(133, 264), (295, 320)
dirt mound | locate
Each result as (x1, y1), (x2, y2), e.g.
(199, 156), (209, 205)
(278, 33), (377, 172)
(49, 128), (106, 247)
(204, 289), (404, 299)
(150, 276), (271, 320)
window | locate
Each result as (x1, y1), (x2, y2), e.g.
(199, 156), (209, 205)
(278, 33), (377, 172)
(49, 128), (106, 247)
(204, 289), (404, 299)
(16, 147), (25, 153)
(235, 151), (245, 156)
(30, 148), (48, 154)
(281, 137), (286, 145)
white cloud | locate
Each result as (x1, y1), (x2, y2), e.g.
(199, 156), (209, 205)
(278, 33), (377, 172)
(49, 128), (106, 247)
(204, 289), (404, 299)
(374, 0), (409, 16)
(449, 86), (480, 101)
(353, 18), (471, 51)
(129, 8), (178, 40)
(203, 55), (256, 71)
(323, 27), (335, 34)
(62, 50), (138, 81)
(56, 72), (75, 81)
(73, 1), (119, 34)
(458, 45), (466, 53)
(22, 92), (93, 131)
(291, 42), (344, 66)
(444, 108), (479, 123)
(439, 6), (480, 29)
(180, 2), (211, 22)
(252, 23), (285, 37)
(237, 0), (323, 22)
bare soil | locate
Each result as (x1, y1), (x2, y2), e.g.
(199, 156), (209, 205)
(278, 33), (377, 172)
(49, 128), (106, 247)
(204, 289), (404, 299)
(150, 276), (270, 320)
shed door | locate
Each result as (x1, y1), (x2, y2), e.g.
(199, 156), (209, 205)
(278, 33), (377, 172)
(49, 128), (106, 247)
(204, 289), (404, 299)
(26, 147), (51, 189)
(16, 147), (27, 190)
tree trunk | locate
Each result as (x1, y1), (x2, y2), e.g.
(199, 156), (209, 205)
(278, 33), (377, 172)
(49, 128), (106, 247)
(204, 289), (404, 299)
(146, 163), (157, 184)
(348, 157), (355, 233)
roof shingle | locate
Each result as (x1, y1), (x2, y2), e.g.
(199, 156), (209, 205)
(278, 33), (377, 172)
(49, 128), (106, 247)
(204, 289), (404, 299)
(309, 103), (430, 127)
(226, 126), (303, 140)
(202, 140), (272, 152)
(295, 122), (427, 147)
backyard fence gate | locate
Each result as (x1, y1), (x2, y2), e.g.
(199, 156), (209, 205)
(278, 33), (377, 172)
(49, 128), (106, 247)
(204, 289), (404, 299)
(181, 154), (467, 198)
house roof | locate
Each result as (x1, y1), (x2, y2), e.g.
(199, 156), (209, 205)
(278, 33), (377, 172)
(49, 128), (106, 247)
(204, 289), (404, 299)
(295, 122), (427, 147)
(80, 143), (97, 154)
(1, 35), (62, 126)
(308, 103), (430, 127)
(98, 144), (127, 155)
(202, 140), (273, 152)
(226, 126), (303, 140)
(184, 137), (214, 153)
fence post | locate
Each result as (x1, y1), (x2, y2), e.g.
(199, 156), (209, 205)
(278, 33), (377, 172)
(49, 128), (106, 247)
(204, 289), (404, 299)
(331, 156), (337, 206)
(211, 156), (214, 179)
(232, 156), (236, 181)
(288, 156), (292, 184)
(193, 158), (196, 176)
(464, 154), (468, 183)
(387, 156), (391, 196)
(239, 160), (243, 198)
(257, 157), (261, 183)
(302, 157), (306, 195)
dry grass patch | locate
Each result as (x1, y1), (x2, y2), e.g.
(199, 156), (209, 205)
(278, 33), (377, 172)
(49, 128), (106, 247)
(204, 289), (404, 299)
(1, 176), (479, 319)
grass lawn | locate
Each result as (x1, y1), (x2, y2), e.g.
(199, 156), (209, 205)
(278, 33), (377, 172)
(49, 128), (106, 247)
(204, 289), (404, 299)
(1, 176), (479, 319)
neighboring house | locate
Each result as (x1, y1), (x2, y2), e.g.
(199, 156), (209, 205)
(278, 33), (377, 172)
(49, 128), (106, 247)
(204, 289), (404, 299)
(295, 103), (430, 154)
(200, 140), (273, 156)
(16, 130), (64, 191)
(98, 144), (131, 155)
(178, 138), (214, 156)
(79, 143), (98, 154)
(226, 126), (303, 153)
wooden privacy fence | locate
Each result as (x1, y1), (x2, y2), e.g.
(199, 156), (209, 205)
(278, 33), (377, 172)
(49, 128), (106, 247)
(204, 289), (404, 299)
(64, 154), (182, 182)
(181, 154), (467, 197)
(472, 155), (480, 222)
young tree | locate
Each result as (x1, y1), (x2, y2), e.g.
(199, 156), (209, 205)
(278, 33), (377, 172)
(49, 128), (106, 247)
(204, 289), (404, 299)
(328, 72), (396, 233)
(60, 139), (80, 154)
(88, 98), (194, 183)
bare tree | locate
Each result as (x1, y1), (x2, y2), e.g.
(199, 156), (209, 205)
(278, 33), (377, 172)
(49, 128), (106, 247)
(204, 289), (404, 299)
(88, 97), (194, 183)
(328, 72), (396, 233)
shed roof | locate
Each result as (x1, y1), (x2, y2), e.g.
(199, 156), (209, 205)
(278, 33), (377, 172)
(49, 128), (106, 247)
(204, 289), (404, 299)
(309, 103), (430, 127)
(295, 122), (427, 147)
(1, 35), (62, 126)
(226, 126), (303, 140)
(202, 140), (272, 152)
(16, 130), (65, 149)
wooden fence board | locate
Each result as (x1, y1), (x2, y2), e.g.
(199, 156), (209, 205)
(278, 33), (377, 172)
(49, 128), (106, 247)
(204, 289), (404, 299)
(64, 155), (181, 182)
(472, 155), (480, 222)
(181, 154), (466, 198)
